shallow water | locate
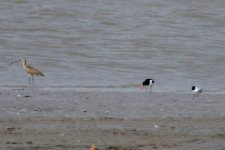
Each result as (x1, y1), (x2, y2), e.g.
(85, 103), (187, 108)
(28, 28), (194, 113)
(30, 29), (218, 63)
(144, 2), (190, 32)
(1, 0), (225, 92)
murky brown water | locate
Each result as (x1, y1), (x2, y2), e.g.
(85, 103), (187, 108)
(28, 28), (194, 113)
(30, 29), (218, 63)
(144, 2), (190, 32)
(1, 0), (225, 92)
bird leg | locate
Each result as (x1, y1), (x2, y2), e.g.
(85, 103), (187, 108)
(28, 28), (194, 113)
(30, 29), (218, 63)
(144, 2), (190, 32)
(150, 86), (153, 94)
(29, 77), (31, 85)
(32, 76), (34, 86)
(196, 93), (200, 98)
(192, 94), (196, 100)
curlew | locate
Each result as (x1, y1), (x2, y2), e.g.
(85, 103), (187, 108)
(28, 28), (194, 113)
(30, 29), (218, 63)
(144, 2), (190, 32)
(141, 79), (155, 93)
(10, 58), (44, 86)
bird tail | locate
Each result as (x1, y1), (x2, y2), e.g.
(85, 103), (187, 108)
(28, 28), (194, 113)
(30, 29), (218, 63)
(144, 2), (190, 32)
(39, 72), (44, 76)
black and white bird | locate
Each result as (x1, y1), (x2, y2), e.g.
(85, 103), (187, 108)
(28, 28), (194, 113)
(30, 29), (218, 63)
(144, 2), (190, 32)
(141, 79), (155, 93)
(191, 86), (203, 99)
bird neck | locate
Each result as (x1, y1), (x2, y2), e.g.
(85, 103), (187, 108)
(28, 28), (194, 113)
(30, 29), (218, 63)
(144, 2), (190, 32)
(21, 59), (27, 69)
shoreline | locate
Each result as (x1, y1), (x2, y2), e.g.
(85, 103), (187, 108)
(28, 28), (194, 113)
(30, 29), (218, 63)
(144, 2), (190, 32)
(0, 88), (225, 149)
(0, 88), (225, 118)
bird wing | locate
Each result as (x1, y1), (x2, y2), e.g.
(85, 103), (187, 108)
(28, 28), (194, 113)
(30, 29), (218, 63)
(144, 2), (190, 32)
(26, 65), (44, 76)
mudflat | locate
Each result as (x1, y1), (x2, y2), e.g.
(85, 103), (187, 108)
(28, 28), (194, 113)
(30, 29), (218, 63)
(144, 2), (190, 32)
(0, 87), (225, 150)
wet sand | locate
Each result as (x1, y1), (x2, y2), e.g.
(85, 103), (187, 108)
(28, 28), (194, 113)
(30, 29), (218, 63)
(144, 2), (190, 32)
(0, 87), (225, 150)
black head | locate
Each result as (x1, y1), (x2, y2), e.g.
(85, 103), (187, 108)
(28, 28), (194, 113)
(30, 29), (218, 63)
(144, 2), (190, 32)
(150, 79), (155, 84)
(192, 86), (195, 90)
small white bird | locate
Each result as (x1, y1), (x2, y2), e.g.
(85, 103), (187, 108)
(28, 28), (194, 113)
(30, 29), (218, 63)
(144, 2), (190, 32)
(192, 86), (203, 100)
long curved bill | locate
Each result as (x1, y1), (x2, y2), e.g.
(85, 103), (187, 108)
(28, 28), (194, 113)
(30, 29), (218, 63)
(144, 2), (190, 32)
(9, 60), (20, 65)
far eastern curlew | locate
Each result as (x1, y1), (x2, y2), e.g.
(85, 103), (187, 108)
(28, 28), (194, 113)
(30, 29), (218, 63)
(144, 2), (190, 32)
(10, 58), (44, 86)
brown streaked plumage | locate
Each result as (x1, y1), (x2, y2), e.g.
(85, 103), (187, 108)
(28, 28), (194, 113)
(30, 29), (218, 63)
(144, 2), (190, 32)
(21, 58), (44, 85)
